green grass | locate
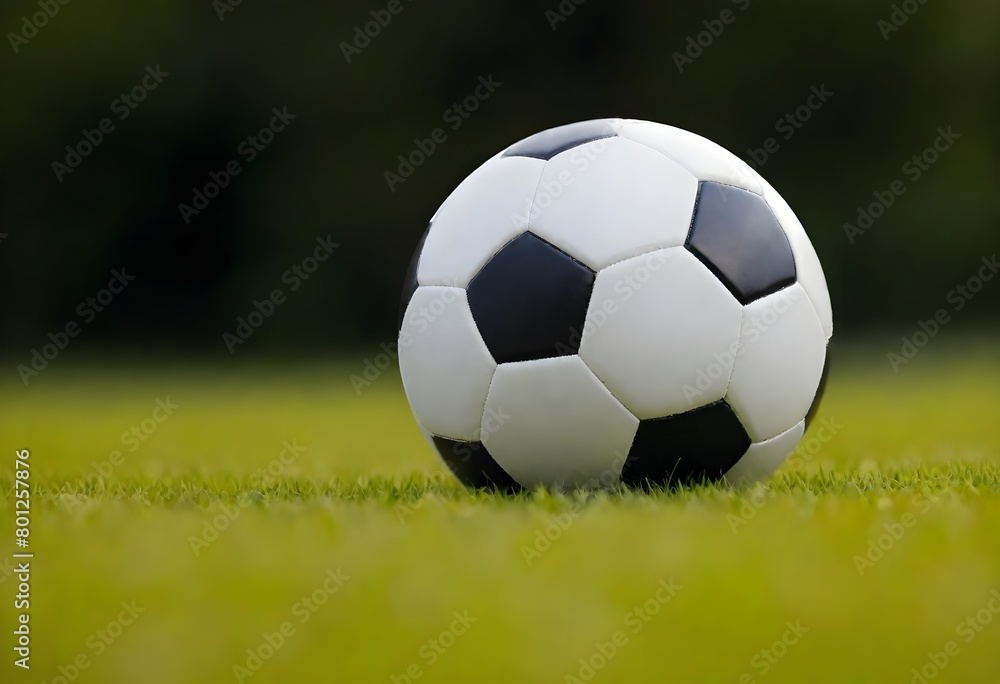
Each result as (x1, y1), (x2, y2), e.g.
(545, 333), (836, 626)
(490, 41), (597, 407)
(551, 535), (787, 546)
(2, 341), (1000, 684)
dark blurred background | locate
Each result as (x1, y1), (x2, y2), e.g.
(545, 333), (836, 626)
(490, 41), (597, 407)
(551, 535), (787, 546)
(1, 0), (997, 361)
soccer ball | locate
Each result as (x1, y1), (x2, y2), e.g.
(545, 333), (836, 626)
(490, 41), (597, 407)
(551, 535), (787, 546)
(398, 119), (832, 491)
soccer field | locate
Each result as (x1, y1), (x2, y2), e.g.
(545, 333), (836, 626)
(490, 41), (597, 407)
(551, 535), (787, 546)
(3, 341), (1000, 684)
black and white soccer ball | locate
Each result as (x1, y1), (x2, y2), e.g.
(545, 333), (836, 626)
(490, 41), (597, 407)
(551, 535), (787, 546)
(398, 119), (832, 491)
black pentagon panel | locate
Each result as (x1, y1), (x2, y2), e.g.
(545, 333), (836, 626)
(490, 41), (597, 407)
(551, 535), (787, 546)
(621, 400), (751, 489)
(502, 120), (618, 160)
(431, 436), (523, 493)
(398, 224), (431, 331)
(467, 232), (595, 364)
(804, 348), (830, 430)
(685, 182), (797, 305)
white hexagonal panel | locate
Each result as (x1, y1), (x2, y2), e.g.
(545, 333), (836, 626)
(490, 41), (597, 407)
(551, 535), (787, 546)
(417, 156), (545, 288)
(528, 137), (698, 271)
(620, 121), (763, 195)
(398, 286), (497, 441)
(758, 177), (833, 340)
(723, 420), (804, 487)
(579, 247), (743, 419)
(726, 283), (827, 442)
(481, 355), (639, 489)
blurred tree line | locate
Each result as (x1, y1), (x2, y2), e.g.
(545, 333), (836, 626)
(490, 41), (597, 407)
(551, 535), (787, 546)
(1, 0), (997, 358)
